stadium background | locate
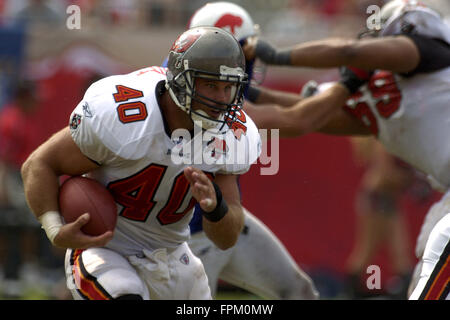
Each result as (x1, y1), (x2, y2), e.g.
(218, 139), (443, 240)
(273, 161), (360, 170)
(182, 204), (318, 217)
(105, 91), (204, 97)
(0, 0), (449, 299)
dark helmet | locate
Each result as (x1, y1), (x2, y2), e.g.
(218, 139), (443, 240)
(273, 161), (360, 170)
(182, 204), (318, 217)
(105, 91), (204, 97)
(165, 26), (247, 130)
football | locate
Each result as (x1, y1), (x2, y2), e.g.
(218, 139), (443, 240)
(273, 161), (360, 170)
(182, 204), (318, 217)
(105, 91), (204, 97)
(58, 176), (117, 236)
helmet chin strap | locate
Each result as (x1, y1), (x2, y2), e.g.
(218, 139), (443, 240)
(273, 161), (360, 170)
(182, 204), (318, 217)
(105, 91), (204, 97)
(191, 109), (224, 130)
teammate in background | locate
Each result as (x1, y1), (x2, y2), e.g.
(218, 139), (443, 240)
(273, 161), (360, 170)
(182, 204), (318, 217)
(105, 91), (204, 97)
(346, 137), (417, 299)
(182, 2), (319, 299)
(21, 27), (261, 300)
(245, 0), (450, 299)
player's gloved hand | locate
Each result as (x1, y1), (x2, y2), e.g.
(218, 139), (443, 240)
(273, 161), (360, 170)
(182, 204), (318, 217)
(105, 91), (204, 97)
(339, 66), (372, 94)
(300, 80), (318, 98)
(246, 86), (261, 103)
(250, 39), (291, 65)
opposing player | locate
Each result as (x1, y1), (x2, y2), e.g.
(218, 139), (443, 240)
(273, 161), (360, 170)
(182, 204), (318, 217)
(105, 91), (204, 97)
(183, 2), (319, 299)
(246, 0), (450, 299)
(21, 27), (261, 300)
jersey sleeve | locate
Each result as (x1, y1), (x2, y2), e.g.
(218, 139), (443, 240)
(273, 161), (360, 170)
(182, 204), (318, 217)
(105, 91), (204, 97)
(69, 99), (119, 166)
(69, 72), (166, 164)
(401, 34), (450, 77)
(69, 77), (136, 165)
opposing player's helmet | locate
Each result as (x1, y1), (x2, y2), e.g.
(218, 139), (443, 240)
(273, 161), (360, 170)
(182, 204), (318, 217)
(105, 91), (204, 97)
(379, 0), (424, 31)
(188, 2), (265, 90)
(377, 0), (450, 44)
(379, 0), (413, 26)
(188, 2), (259, 43)
(166, 26), (247, 130)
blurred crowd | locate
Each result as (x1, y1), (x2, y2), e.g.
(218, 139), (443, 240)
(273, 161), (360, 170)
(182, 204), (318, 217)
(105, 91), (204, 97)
(1, 0), (449, 32)
(0, 0), (399, 38)
(0, 0), (376, 27)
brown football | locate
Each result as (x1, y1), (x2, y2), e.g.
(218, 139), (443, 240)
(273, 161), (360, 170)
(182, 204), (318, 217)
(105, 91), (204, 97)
(58, 176), (117, 236)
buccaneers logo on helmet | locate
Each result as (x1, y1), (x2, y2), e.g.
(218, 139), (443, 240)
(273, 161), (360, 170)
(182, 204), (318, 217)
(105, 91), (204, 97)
(170, 31), (202, 53)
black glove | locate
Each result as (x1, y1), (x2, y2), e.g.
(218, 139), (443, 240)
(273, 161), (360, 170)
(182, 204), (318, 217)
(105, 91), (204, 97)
(339, 66), (372, 94)
(254, 40), (291, 65)
(246, 86), (261, 103)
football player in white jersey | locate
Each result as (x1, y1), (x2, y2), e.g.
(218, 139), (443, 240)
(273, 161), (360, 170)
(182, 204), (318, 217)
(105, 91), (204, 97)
(245, 0), (450, 299)
(180, 1), (319, 300)
(21, 27), (262, 300)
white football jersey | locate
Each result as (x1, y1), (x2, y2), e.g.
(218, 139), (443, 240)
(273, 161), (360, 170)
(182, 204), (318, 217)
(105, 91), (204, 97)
(344, 68), (450, 191)
(317, 62), (450, 191)
(346, 7), (450, 190)
(69, 67), (261, 256)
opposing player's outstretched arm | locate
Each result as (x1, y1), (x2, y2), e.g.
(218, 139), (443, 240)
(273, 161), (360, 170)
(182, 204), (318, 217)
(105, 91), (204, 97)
(246, 86), (304, 106)
(249, 36), (420, 73)
(318, 106), (370, 136)
(21, 127), (113, 248)
(246, 82), (369, 137)
(185, 167), (244, 250)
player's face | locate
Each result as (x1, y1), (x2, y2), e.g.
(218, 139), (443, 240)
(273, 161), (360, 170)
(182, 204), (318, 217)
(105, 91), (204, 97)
(192, 77), (237, 119)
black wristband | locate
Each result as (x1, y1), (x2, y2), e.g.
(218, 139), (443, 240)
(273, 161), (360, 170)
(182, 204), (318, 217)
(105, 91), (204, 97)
(254, 40), (291, 65)
(200, 182), (229, 222)
(247, 86), (261, 103)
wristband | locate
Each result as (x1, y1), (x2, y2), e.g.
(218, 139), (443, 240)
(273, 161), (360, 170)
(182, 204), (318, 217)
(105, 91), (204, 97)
(200, 182), (229, 222)
(254, 40), (291, 65)
(38, 211), (63, 244)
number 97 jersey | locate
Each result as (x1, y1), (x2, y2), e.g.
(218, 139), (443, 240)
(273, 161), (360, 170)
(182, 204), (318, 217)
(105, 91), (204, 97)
(68, 67), (261, 256)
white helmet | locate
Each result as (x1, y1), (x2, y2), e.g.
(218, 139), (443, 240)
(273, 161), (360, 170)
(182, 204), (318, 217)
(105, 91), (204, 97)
(379, 0), (426, 29)
(188, 2), (259, 43)
(378, 0), (450, 43)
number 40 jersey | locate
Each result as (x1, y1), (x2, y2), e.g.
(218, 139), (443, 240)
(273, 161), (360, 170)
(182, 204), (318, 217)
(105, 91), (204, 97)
(69, 67), (261, 256)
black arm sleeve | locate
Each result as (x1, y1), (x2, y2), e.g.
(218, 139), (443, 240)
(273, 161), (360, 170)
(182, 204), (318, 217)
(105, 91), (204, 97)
(401, 34), (450, 77)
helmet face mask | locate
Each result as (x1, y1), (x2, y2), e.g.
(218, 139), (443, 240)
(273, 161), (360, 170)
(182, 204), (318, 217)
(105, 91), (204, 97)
(166, 27), (248, 130)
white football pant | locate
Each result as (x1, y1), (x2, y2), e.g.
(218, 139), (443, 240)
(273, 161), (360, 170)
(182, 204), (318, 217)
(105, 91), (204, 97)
(64, 242), (211, 300)
(409, 213), (449, 300)
(408, 190), (450, 298)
